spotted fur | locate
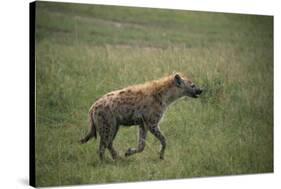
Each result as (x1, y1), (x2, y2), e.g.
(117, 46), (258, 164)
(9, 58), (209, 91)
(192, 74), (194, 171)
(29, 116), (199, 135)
(80, 73), (202, 160)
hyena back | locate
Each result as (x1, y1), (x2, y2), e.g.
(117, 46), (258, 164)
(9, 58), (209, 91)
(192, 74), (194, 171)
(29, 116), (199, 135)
(80, 73), (202, 160)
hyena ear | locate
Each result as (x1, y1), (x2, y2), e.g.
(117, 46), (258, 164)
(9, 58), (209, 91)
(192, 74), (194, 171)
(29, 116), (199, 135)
(174, 74), (182, 87)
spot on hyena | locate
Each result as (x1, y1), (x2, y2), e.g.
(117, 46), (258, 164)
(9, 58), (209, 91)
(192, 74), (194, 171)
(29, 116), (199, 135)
(80, 72), (203, 160)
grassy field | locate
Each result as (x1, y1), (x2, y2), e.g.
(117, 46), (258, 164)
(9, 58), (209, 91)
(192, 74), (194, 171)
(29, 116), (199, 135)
(35, 2), (273, 187)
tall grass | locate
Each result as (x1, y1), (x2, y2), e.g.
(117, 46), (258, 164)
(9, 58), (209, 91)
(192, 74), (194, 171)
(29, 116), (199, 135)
(35, 2), (273, 187)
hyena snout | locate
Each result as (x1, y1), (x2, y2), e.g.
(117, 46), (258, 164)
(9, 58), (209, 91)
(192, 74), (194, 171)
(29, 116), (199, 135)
(192, 87), (203, 98)
(196, 88), (203, 95)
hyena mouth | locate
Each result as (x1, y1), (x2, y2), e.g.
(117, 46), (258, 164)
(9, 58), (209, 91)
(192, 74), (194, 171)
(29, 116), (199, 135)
(193, 88), (203, 98)
(192, 94), (199, 98)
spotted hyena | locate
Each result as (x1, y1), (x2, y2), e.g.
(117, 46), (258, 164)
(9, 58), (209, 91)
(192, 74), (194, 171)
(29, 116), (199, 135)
(80, 73), (203, 160)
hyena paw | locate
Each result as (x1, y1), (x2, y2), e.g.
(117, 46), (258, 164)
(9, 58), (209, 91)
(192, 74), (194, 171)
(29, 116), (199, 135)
(160, 153), (165, 160)
(125, 148), (136, 157)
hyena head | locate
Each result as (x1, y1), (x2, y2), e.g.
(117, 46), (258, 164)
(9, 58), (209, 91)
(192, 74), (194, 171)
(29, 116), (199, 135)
(173, 73), (203, 98)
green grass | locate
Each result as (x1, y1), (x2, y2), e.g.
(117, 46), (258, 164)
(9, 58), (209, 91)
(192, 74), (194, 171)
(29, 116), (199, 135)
(35, 1), (273, 187)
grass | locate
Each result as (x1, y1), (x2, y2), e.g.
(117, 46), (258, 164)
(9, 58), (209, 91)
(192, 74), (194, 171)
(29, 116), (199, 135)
(34, 1), (273, 187)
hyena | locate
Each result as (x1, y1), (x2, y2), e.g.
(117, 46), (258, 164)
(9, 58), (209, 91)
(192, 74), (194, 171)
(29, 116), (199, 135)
(80, 73), (203, 160)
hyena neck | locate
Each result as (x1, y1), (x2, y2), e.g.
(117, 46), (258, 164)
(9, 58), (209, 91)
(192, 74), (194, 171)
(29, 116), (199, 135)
(159, 87), (184, 107)
(148, 75), (184, 107)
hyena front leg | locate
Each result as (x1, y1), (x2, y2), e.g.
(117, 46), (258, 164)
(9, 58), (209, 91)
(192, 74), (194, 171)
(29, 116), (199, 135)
(125, 124), (147, 157)
(148, 124), (166, 160)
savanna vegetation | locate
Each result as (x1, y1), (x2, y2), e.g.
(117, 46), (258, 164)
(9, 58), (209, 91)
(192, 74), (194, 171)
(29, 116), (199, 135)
(35, 1), (273, 187)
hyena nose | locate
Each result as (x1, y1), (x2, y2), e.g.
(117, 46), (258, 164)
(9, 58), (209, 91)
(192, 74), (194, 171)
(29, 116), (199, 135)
(196, 88), (203, 94)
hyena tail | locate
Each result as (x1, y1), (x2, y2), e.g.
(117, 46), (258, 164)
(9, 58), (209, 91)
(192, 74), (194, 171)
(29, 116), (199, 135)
(80, 110), (97, 144)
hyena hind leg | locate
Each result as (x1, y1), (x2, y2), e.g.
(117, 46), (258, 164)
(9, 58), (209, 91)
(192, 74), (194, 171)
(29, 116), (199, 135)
(98, 140), (106, 161)
(108, 142), (118, 160)
(99, 139), (119, 160)
(125, 124), (147, 157)
(107, 125), (120, 160)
